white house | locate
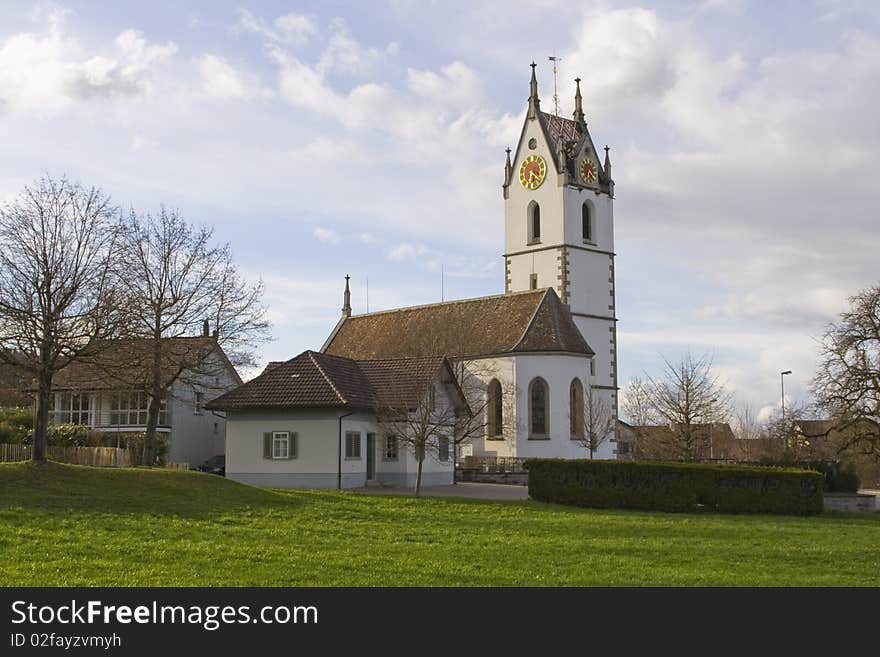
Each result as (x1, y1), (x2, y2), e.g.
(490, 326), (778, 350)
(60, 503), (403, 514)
(207, 350), (469, 489)
(49, 332), (241, 466)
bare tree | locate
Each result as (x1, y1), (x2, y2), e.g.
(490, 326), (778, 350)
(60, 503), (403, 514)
(572, 382), (615, 459)
(621, 376), (658, 426)
(115, 207), (269, 464)
(813, 283), (880, 462)
(0, 175), (121, 462)
(732, 403), (766, 461)
(763, 401), (817, 460)
(644, 351), (732, 460)
(376, 375), (466, 496)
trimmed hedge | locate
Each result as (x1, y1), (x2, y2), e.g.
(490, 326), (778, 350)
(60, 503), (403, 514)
(526, 459), (824, 516)
(757, 459), (860, 493)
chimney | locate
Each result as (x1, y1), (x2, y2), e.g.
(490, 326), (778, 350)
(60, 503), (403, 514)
(202, 319), (209, 337)
(342, 274), (352, 318)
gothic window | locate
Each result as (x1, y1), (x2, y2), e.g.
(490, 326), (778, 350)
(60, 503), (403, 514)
(529, 377), (549, 437)
(582, 202), (593, 242)
(570, 378), (584, 440)
(528, 202), (541, 243)
(487, 379), (503, 439)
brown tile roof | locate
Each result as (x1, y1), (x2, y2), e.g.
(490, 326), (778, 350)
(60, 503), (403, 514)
(206, 351), (454, 412)
(323, 288), (593, 361)
(52, 337), (241, 390)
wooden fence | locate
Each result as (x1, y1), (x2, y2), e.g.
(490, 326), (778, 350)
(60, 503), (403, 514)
(0, 443), (136, 467)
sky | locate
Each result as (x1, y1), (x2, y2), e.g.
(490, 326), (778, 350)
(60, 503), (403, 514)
(2, 0), (879, 423)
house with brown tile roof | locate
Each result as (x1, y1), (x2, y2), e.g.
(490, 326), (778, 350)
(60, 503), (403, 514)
(43, 331), (241, 467)
(207, 350), (469, 489)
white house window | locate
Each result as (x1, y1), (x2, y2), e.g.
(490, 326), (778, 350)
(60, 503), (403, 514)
(590, 360), (596, 377)
(438, 435), (450, 462)
(384, 435), (399, 461)
(194, 391), (204, 415)
(51, 392), (92, 425)
(345, 431), (361, 459)
(273, 431), (290, 459)
(109, 392), (167, 426)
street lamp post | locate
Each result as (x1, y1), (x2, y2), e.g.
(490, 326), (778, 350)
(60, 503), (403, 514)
(780, 370), (792, 450)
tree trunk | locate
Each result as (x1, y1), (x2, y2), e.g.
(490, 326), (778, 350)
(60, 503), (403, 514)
(33, 370), (52, 463)
(415, 443), (424, 497)
(142, 333), (163, 466)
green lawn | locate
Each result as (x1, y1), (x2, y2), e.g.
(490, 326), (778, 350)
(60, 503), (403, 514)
(2, 461), (879, 586)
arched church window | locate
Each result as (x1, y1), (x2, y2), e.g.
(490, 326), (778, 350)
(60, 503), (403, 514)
(528, 202), (541, 243)
(570, 378), (584, 440)
(582, 202), (593, 242)
(529, 377), (549, 437)
(487, 379), (503, 439)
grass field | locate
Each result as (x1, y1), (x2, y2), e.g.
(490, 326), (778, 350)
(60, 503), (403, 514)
(2, 461), (879, 586)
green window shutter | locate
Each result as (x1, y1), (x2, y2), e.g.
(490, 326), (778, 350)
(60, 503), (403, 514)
(263, 432), (273, 459)
(288, 432), (298, 459)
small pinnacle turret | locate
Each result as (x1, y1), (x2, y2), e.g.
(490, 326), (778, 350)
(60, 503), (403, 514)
(527, 62), (540, 119)
(604, 145), (612, 180)
(504, 147), (512, 186)
(342, 274), (351, 318)
(573, 77), (585, 127)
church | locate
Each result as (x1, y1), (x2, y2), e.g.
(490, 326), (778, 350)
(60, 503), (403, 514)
(209, 65), (619, 488)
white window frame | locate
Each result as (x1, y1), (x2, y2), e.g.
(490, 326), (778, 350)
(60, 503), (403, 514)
(384, 435), (399, 461)
(272, 431), (290, 460)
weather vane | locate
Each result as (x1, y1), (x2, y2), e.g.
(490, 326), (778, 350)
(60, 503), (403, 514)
(548, 55), (563, 116)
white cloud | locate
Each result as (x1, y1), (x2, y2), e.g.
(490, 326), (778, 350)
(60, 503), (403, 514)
(312, 227), (339, 243)
(316, 18), (397, 77)
(387, 242), (427, 261)
(237, 9), (317, 46)
(197, 54), (246, 99)
(0, 16), (176, 116)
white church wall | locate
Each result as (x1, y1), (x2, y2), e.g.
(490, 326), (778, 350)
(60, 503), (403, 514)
(504, 122), (566, 254)
(506, 249), (562, 298)
(513, 353), (614, 460)
(562, 187), (614, 252)
(460, 356), (517, 459)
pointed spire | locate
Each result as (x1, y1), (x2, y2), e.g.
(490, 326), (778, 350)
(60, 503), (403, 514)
(342, 274), (351, 318)
(527, 62), (541, 119)
(504, 147), (512, 185)
(573, 77), (585, 126)
(604, 145), (612, 180)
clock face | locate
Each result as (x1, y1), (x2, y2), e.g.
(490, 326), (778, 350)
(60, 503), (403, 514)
(519, 154), (547, 190)
(580, 159), (598, 185)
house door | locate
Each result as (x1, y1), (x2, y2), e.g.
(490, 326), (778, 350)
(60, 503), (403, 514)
(366, 433), (376, 480)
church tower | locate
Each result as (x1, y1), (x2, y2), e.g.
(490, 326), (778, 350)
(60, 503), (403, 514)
(502, 64), (618, 431)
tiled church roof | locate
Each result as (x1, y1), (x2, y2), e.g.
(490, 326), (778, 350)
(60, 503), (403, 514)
(322, 288), (593, 360)
(542, 112), (581, 157)
(206, 351), (453, 411)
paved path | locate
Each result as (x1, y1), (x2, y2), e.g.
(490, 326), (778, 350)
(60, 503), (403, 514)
(354, 482), (530, 501)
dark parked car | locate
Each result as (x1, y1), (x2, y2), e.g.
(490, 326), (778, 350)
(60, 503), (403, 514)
(195, 455), (225, 476)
